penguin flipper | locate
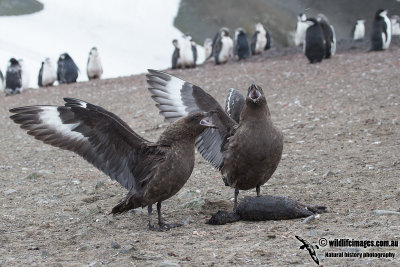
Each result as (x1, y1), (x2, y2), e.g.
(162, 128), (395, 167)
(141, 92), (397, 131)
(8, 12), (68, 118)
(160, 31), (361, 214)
(225, 88), (245, 123)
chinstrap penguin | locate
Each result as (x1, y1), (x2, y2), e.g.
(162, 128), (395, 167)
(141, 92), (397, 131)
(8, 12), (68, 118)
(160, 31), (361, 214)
(5, 58), (23, 96)
(304, 18), (325, 63)
(251, 23), (271, 55)
(234, 28), (250, 60)
(317, 14), (336, 58)
(171, 39), (181, 69)
(38, 58), (57, 87)
(57, 53), (79, 84)
(371, 9), (392, 51)
(87, 47), (103, 80)
(391, 15), (400, 36)
(213, 28), (233, 64)
(294, 13), (309, 46)
(173, 34), (196, 68)
(352, 19), (366, 40)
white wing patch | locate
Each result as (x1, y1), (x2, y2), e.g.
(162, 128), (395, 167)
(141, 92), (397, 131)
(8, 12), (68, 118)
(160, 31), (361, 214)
(40, 107), (86, 141)
(149, 74), (189, 121)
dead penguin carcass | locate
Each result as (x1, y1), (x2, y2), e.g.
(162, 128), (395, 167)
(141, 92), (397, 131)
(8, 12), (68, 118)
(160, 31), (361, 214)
(207, 195), (327, 225)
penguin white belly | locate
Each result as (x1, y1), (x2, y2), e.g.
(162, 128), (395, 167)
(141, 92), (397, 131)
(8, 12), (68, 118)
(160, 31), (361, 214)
(42, 66), (57, 86)
(21, 66), (29, 89)
(87, 58), (103, 77)
(180, 41), (194, 67)
(295, 22), (309, 46)
(330, 25), (336, 56)
(218, 37), (233, 63)
(382, 16), (392, 49)
(392, 21), (400, 35)
(255, 33), (267, 53)
(353, 24), (365, 40)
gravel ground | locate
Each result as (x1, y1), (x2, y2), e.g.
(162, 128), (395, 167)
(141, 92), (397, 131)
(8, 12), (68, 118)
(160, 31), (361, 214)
(1, 41), (400, 266)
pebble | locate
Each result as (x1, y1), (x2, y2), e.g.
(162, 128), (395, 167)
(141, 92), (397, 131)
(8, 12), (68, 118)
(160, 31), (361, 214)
(373, 210), (400, 216)
(159, 261), (179, 267)
(178, 198), (205, 209)
(111, 242), (121, 249)
(3, 189), (17, 195)
(322, 170), (334, 178)
(303, 214), (320, 224)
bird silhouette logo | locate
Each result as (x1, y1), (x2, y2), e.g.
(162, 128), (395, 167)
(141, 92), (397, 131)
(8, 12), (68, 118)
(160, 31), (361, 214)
(295, 235), (320, 265)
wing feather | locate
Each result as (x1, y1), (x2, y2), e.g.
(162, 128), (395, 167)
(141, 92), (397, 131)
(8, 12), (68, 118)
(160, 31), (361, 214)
(146, 69), (236, 170)
(10, 98), (162, 191)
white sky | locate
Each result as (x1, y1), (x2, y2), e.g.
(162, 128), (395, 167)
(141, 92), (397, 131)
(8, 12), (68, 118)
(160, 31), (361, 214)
(0, 0), (203, 88)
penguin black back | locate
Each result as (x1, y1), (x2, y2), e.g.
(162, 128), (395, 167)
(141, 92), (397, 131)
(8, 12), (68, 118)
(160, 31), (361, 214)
(5, 58), (22, 94)
(317, 14), (335, 58)
(235, 28), (250, 60)
(38, 61), (44, 87)
(57, 53), (79, 84)
(305, 18), (325, 64)
(171, 39), (180, 69)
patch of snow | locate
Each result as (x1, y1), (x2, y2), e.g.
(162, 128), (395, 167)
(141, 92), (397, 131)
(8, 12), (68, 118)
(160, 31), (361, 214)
(0, 0), (204, 88)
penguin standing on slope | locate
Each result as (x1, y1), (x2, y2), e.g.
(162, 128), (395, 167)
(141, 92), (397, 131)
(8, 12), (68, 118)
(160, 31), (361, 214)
(191, 39), (198, 67)
(213, 28), (233, 64)
(251, 23), (271, 55)
(352, 19), (366, 40)
(0, 69), (4, 92)
(203, 38), (213, 61)
(57, 53), (79, 84)
(38, 58), (57, 87)
(371, 9), (392, 51)
(18, 59), (30, 89)
(179, 34), (197, 68)
(87, 47), (103, 80)
(234, 28), (250, 60)
(171, 39), (181, 69)
(317, 14), (336, 58)
(5, 58), (23, 95)
(294, 13), (309, 46)
(304, 18), (325, 63)
(391, 15), (400, 36)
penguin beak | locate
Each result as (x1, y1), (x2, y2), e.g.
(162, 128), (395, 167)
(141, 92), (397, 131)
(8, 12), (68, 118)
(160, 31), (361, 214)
(248, 84), (262, 103)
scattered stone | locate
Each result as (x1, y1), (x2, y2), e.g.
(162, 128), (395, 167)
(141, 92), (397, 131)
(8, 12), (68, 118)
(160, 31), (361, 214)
(178, 198), (205, 209)
(322, 170), (334, 178)
(72, 179), (81, 185)
(111, 242), (121, 249)
(159, 260), (179, 267)
(82, 195), (100, 203)
(4, 189), (17, 195)
(118, 245), (136, 254)
(26, 172), (42, 179)
(77, 245), (89, 252)
(303, 214), (320, 224)
(373, 210), (400, 216)
(37, 169), (53, 176)
(0, 165), (13, 170)
(40, 250), (48, 258)
(95, 180), (107, 190)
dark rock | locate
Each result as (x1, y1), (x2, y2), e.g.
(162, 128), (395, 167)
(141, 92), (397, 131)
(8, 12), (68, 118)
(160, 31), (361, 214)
(206, 210), (240, 225)
(111, 242), (121, 249)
